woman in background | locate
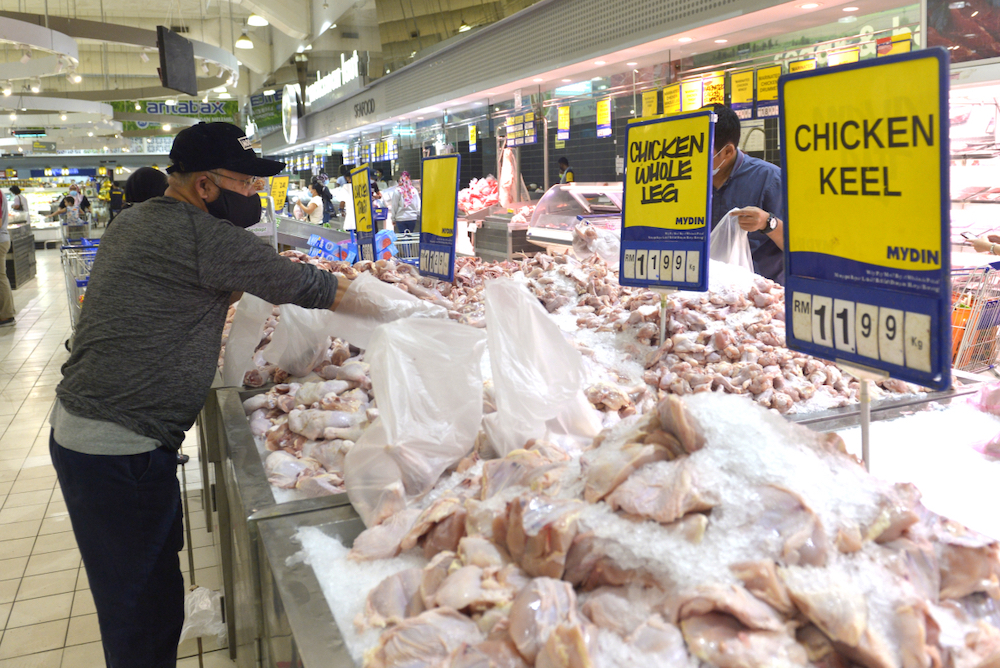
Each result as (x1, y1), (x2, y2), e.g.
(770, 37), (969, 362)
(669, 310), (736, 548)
(386, 171), (421, 234)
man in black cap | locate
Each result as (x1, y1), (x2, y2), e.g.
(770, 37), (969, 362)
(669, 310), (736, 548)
(49, 123), (350, 667)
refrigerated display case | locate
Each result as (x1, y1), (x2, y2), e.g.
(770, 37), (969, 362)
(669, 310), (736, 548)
(527, 182), (623, 248)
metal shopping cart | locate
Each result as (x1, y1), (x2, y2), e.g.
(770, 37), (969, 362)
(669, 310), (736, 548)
(396, 232), (420, 266)
(61, 242), (99, 351)
(952, 263), (1000, 373)
(61, 214), (91, 245)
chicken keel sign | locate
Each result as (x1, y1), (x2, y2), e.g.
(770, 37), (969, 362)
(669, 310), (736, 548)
(780, 48), (951, 390)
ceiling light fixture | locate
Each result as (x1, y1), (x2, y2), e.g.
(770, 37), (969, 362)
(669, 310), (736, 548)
(213, 86), (227, 93)
(165, 98), (177, 106)
(135, 101), (141, 110)
(842, 6), (859, 10)
(626, 62), (638, 66)
(2, 82), (11, 97)
(162, 124), (171, 132)
(60, 113), (67, 121)
(594, 60), (606, 65)
(218, 92), (232, 98)
(678, 37), (693, 42)
(714, 39), (728, 43)
(971, 9), (979, 15)
(247, 13), (268, 26)
(263, 88), (276, 96)
(30, 79), (41, 93)
(800, 2), (820, 8)
(8, 112), (15, 121)
(201, 62), (210, 75)
(533, 78), (543, 82)
(68, 72), (82, 84)
(458, 23), (471, 32)
(19, 47), (31, 64)
(235, 30), (254, 50)
(139, 51), (149, 63)
(561, 78), (572, 82)
(838, 15), (857, 22)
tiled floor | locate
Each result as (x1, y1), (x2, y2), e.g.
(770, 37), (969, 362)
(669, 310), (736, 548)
(0, 249), (235, 667)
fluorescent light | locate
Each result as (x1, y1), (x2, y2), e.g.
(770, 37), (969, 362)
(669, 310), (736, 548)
(247, 13), (268, 26)
(800, 2), (820, 7)
(263, 89), (276, 96)
(165, 99), (177, 106)
(562, 78), (572, 82)
(533, 78), (543, 82)
(842, 5), (859, 10)
(839, 15), (857, 21)
(235, 31), (254, 49)
(971, 10), (979, 15)
(304, 45), (312, 51)
(594, 60), (606, 65)
(626, 62), (637, 66)
(678, 37), (693, 43)
(162, 124), (171, 131)
(714, 39), (728, 43)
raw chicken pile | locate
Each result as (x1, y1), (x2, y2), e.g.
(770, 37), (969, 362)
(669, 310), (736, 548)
(241, 341), (374, 497)
(300, 392), (1000, 668)
(458, 176), (500, 214)
(510, 205), (535, 227)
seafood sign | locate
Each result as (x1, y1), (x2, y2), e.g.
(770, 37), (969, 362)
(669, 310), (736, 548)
(781, 49), (951, 390)
(619, 110), (715, 291)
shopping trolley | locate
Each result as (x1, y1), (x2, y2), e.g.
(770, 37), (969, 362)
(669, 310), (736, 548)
(396, 232), (420, 266)
(61, 241), (99, 351)
(952, 263), (1000, 373)
(61, 214), (91, 245)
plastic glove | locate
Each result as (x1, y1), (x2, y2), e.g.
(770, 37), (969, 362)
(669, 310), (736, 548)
(328, 272), (448, 349)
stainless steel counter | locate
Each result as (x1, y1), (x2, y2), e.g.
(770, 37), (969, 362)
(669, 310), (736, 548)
(275, 216), (351, 249)
(256, 505), (364, 668)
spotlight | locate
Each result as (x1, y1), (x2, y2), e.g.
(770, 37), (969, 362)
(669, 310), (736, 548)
(87, 131), (93, 136)
(19, 47), (31, 64)
(67, 72), (82, 84)
(8, 112), (15, 121)
(135, 101), (141, 111)
(263, 89), (276, 96)
(218, 92), (231, 99)
(213, 86), (227, 93)
(60, 113), (67, 121)
(165, 99), (177, 106)
(139, 51), (150, 63)
(162, 124), (171, 132)
(1, 82), (10, 96)
(201, 62), (210, 75)
(30, 79), (41, 93)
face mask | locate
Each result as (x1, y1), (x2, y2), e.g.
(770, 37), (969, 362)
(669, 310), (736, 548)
(711, 149), (726, 177)
(205, 185), (262, 229)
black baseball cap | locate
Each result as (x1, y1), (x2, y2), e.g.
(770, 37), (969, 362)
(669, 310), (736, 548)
(166, 122), (285, 177)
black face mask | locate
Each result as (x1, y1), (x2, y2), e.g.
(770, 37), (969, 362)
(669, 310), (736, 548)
(205, 186), (261, 228)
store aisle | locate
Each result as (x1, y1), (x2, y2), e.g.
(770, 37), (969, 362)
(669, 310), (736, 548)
(0, 250), (235, 667)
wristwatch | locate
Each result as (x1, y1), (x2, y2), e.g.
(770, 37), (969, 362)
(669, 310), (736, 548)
(763, 214), (777, 232)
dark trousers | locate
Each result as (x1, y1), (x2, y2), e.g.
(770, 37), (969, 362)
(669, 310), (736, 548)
(396, 219), (418, 234)
(50, 433), (184, 668)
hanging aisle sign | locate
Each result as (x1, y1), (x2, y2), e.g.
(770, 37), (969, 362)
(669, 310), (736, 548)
(780, 49), (951, 390)
(827, 48), (860, 67)
(419, 154), (461, 281)
(702, 72), (725, 106)
(731, 70), (755, 120)
(557, 106), (570, 140)
(756, 65), (782, 118)
(642, 90), (658, 117)
(596, 98), (612, 138)
(351, 164), (376, 262)
(618, 109), (715, 291)
(789, 58), (817, 73)
(680, 79), (703, 111)
(469, 125), (477, 152)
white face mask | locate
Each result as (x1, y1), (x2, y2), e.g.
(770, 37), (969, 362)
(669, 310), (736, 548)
(711, 148), (727, 177)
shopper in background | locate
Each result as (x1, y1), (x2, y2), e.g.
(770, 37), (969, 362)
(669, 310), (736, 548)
(49, 122), (351, 668)
(387, 171), (421, 234)
(124, 166), (169, 206)
(47, 196), (80, 222)
(68, 183), (83, 206)
(968, 234), (1000, 255)
(9, 185), (29, 223)
(558, 157), (576, 183)
(0, 190), (14, 327)
(336, 164), (351, 186)
(108, 181), (126, 222)
(706, 102), (785, 284)
(299, 181), (326, 224)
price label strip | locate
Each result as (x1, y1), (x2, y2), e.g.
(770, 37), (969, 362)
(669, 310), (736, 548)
(351, 164), (376, 262)
(618, 109), (714, 291)
(780, 49), (951, 390)
(419, 154), (461, 281)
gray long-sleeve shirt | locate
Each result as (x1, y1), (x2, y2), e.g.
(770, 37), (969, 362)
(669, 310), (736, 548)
(56, 196), (338, 451)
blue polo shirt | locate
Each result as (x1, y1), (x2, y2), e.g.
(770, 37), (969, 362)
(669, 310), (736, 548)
(711, 150), (784, 284)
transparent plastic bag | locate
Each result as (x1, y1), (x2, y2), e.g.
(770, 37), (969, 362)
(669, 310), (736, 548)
(709, 207), (754, 272)
(482, 279), (601, 456)
(572, 224), (621, 270)
(328, 273), (448, 350)
(262, 305), (337, 378)
(221, 293), (274, 387)
(345, 318), (487, 526)
(179, 586), (227, 646)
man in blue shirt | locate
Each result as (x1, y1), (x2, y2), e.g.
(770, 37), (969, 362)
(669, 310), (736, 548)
(707, 103), (785, 284)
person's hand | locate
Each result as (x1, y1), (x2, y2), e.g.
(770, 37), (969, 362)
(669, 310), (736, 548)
(735, 206), (769, 232)
(970, 237), (995, 254)
(331, 275), (352, 311)
(987, 234), (1000, 244)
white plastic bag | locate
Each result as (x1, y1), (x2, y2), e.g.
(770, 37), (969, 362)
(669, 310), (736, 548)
(328, 273), (448, 350)
(345, 318), (487, 526)
(710, 207), (754, 272)
(262, 305), (337, 378)
(572, 224), (621, 270)
(179, 586), (227, 646)
(482, 279), (601, 457)
(222, 294), (274, 387)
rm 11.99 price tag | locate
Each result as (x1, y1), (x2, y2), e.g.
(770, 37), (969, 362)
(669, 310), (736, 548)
(419, 154), (460, 282)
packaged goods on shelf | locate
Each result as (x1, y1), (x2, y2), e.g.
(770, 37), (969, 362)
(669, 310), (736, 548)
(294, 391), (1000, 667)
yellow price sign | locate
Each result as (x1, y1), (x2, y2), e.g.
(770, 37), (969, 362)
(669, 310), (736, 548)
(789, 58), (817, 73)
(596, 98), (612, 137)
(419, 155), (460, 280)
(557, 106), (570, 140)
(781, 50), (950, 390)
(469, 124), (477, 153)
(642, 90), (658, 117)
(269, 175), (289, 210)
(663, 83), (681, 114)
(680, 79), (703, 111)
(350, 164), (373, 235)
(827, 48), (860, 67)
(756, 65), (782, 118)
(730, 70), (755, 120)
(702, 72), (725, 106)
(620, 110), (714, 290)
